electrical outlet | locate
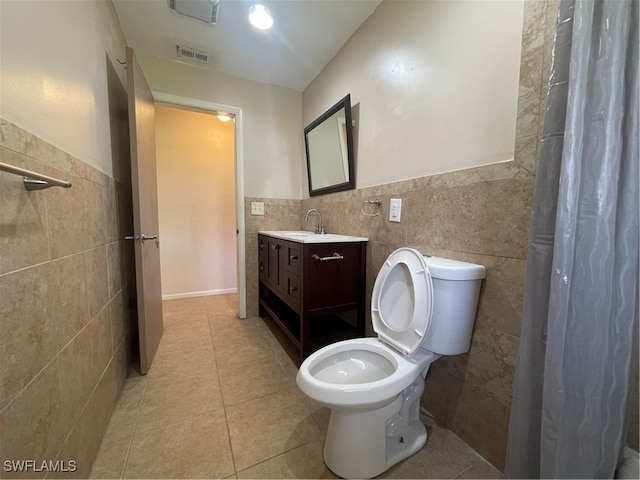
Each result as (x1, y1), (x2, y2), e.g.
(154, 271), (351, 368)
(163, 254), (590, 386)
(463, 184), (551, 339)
(389, 198), (402, 222)
(251, 201), (265, 216)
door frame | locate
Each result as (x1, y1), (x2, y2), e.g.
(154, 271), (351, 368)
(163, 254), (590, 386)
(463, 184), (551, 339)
(151, 92), (247, 319)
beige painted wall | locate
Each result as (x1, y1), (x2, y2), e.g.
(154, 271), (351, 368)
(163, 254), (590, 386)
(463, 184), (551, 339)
(303, 0), (524, 192)
(0, 0), (126, 176)
(155, 106), (237, 298)
(137, 54), (303, 199)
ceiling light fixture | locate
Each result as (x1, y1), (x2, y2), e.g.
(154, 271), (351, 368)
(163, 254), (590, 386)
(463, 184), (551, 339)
(248, 4), (273, 30)
(217, 113), (231, 122)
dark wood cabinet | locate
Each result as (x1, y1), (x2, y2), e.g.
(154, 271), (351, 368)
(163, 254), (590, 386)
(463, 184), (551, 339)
(258, 233), (367, 364)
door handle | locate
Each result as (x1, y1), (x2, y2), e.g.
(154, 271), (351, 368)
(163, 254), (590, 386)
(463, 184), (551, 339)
(124, 234), (159, 246)
(312, 252), (344, 262)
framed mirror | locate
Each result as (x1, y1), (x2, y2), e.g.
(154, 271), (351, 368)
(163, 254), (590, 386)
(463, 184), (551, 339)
(304, 94), (355, 196)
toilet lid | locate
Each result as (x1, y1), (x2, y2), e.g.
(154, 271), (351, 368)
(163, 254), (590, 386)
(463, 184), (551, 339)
(371, 248), (433, 355)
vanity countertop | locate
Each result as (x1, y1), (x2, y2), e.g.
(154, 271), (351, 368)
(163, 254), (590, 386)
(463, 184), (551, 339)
(259, 230), (368, 244)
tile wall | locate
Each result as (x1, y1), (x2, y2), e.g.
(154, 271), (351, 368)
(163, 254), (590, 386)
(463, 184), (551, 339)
(0, 119), (135, 478)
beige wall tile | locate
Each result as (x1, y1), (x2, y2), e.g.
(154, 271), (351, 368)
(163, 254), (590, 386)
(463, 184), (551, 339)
(108, 291), (127, 355)
(86, 247), (109, 318)
(422, 361), (463, 425)
(0, 261), (58, 409)
(106, 241), (123, 298)
(83, 183), (107, 250)
(520, 0), (546, 55)
(46, 176), (89, 259)
(404, 179), (534, 259)
(446, 328), (519, 409)
(58, 309), (113, 427)
(0, 254), (89, 409)
(0, 149), (50, 275)
(49, 254), (91, 348)
(514, 135), (538, 175)
(448, 384), (511, 472)
(1, 119), (132, 477)
(0, 362), (66, 475)
(515, 47), (544, 139)
(55, 354), (123, 479)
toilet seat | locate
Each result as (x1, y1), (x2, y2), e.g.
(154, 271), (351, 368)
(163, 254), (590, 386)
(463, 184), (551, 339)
(371, 248), (433, 355)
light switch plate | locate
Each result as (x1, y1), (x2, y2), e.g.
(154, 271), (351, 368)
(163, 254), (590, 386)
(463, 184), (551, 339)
(389, 198), (402, 222)
(251, 201), (265, 216)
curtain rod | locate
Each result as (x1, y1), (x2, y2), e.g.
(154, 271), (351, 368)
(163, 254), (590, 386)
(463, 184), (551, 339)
(0, 161), (72, 190)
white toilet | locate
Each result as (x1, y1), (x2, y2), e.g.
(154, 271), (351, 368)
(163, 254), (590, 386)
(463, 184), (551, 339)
(296, 247), (486, 479)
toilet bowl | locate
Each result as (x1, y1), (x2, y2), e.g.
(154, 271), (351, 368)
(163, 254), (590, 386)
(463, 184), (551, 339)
(296, 248), (486, 479)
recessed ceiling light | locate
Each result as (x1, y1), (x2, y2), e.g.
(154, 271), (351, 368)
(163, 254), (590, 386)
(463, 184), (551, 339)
(248, 4), (273, 30)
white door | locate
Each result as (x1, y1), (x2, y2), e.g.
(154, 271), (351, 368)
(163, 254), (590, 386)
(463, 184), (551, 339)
(126, 47), (163, 374)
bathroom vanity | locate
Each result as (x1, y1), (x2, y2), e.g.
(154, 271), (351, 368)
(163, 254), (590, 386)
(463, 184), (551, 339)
(258, 231), (368, 363)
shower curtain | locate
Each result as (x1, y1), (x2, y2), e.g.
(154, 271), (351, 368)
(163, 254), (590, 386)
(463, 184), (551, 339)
(505, 0), (639, 478)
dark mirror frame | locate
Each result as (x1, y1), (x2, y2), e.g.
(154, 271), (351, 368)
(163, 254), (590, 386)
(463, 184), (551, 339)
(304, 94), (356, 197)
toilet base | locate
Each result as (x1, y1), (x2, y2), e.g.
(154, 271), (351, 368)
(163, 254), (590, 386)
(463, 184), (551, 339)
(386, 420), (427, 470)
(323, 382), (427, 479)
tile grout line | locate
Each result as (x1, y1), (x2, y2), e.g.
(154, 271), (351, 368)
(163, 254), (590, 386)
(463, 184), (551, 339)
(207, 308), (239, 478)
(118, 373), (151, 479)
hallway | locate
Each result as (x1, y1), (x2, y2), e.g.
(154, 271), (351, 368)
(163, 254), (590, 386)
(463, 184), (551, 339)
(90, 294), (501, 479)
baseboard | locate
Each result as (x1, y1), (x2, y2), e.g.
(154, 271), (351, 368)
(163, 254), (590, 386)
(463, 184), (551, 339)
(162, 288), (237, 300)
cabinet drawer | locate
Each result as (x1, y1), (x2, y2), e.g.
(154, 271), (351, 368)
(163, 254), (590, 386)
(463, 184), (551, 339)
(259, 256), (267, 283)
(304, 243), (362, 309)
(258, 236), (268, 258)
(285, 242), (300, 273)
(286, 273), (301, 308)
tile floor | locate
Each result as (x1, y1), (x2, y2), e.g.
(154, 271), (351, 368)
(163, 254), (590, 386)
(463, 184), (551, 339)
(90, 294), (502, 479)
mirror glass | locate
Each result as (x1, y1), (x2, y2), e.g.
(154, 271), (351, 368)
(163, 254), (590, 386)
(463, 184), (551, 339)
(304, 94), (355, 196)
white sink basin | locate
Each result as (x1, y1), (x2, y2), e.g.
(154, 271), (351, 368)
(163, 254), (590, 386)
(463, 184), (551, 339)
(259, 230), (368, 243)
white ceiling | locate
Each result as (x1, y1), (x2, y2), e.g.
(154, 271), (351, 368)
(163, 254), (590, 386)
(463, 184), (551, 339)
(112, 0), (382, 91)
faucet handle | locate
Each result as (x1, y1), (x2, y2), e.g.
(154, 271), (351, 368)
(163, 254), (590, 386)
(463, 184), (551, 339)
(318, 224), (327, 235)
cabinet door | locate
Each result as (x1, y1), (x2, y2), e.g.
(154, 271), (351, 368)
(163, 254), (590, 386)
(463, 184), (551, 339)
(267, 238), (282, 291)
(258, 236), (268, 283)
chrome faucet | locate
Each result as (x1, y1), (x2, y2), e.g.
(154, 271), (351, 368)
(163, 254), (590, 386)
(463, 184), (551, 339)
(304, 208), (326, 234)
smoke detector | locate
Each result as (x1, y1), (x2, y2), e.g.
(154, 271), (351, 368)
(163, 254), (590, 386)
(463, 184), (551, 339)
(169, 0), (220, 25)
(176, 45), (213, 65)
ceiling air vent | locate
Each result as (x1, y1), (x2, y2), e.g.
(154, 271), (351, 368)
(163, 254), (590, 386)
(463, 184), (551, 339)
(176, 45), (213, 64)
(169, 0), (220, 25)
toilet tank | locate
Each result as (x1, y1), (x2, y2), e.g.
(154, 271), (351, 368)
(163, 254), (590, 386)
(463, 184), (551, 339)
(421, 256), (486, 356)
